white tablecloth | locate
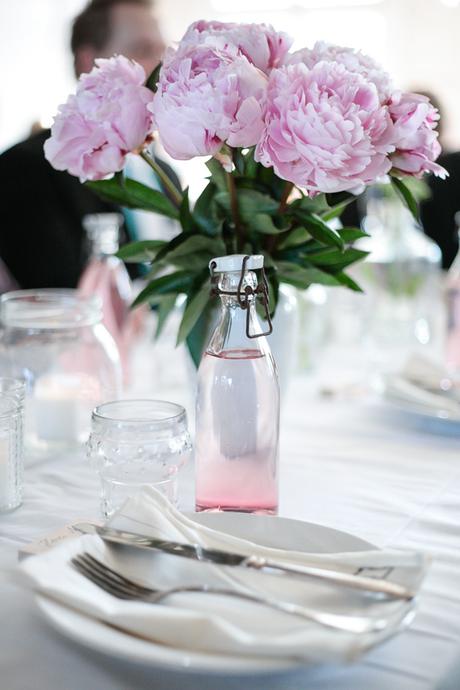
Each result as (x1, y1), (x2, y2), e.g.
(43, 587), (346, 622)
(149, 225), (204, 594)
(1, 340), (460, 690)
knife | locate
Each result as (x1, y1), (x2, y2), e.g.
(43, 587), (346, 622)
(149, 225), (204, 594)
(91, 524), (414, 601)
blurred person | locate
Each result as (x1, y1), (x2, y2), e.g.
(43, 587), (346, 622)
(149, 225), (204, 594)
(418, 92), (460, 269)
(0, 0), (177, 289)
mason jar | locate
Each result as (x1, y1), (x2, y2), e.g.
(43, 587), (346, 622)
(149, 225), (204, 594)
(0, 289), (122, 452)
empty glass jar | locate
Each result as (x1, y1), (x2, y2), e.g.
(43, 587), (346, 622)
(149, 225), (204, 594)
(0, 289), (122, 451)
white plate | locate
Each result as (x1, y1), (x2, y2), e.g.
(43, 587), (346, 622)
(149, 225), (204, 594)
(382, 396), (460, 436)
(37, 513), (376, 675)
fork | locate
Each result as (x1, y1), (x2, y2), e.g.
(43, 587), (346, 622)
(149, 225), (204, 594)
(71, 553), (411, 635)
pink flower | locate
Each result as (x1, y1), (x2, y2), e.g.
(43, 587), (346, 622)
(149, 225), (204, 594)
(287, 41), (393, 104)
(44, 55), (154, 182)
(180, 20), (292, 74)
(389, 91), (447, 178)
(150, 44), (267, 160)
(255, 61), (395, 194)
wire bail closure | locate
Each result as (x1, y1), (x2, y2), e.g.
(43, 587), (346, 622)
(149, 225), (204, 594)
(210, 255), (273, 339)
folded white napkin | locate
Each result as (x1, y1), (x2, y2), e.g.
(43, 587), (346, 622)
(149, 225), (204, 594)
(19, 488), (428, 664)
(384, 354), (460, 418)
(385, 375), (460, 417)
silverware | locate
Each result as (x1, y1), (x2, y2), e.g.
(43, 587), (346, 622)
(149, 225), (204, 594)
(71, 552), (411, 635)
(92, 525), (414, 601)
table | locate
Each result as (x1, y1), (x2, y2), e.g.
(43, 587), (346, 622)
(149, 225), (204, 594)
(1, 344), (460, 690)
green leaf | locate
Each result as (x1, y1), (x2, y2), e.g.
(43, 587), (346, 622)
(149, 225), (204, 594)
(256, 165), (286, 200)
(252, 213), (284, 235)
(205, 158), (228, 192)
(192, 183), (222, 236)
(86, 177), (179, 219)
(325, 191), (355, 208)
(265, 270), (279, 319)
(391, 176), (420, 223)
(154, 294), (177, 339)
(338, 227), (369, 243)
(186, 303), (217, 368)
(334, 272), (364, 292)
(116, 240), (166, 263)
(276, 261), (342, 289)
(321, 199), (355, 222)
(276, 227), (308, 250)
(176, 281), (211, 345)
(233, 149), (246, 175)
(132, 271), (194, 307)
(243, 148), (258, 178)
(146, 62), (162, 93)
(179, 188), (195, 233)
(294, 194), (329, 215)
(166, 236), (226, 262)
(215, 189), (279, 219)
(307, 247), (368, 271)
(292, 210), (344, 250)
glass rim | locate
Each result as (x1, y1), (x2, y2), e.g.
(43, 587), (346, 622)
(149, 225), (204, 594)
(92, 399), (186, 425)
(0, 289), (102, 329)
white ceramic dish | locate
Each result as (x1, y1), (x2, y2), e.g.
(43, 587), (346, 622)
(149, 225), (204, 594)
(36, 512), (400, 675)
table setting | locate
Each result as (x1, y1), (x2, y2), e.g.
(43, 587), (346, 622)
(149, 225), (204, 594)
(1, 16), (460, 690)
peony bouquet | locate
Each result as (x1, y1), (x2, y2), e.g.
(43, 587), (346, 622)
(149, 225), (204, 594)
(45, 20), (446, 363)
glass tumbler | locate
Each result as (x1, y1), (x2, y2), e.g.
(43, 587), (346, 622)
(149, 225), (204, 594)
(0, 378), (25, 512)
(87, 400), (192, 517)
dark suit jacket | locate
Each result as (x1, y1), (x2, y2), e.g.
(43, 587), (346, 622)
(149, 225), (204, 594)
(420, 151), (460, 269)
(0, 130), (179, 288)
(341, 155), (460, 270)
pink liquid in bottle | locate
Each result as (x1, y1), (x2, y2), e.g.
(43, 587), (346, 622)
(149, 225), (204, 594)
(195, 256), (279, 514)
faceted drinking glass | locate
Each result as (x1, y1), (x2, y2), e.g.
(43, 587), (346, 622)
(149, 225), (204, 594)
(87, 399), (192, 517)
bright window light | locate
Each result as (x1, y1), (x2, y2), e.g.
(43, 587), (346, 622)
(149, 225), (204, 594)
(211, 0), (383, 11)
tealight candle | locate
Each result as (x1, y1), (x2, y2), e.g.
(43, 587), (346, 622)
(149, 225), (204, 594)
(33, 373), (99, 444)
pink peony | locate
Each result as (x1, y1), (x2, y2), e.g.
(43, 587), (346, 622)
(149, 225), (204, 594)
(44, 55), (154, 182)
(180, 20), (292, 74)
(150, 44), (267, 160)
(255, 61), (395, 194)
(389, 91), (447, 178)
(287, 41), (393, 104)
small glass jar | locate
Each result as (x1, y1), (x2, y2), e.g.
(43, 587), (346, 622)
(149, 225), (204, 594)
(0, 290), (122, 451)
(87, 399), (192, 517)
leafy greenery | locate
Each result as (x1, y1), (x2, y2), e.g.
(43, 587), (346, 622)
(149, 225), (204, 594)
(390, 175), (420, 223)
(86, 146), (419, 355)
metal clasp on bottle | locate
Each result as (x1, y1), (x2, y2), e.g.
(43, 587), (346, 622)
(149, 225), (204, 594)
(210, 255), (273, 339)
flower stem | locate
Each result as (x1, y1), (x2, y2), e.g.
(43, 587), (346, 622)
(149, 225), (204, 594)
(278, 182), (294, 214)
(140, 149), (182, 207)
(226, 170), (244, 251)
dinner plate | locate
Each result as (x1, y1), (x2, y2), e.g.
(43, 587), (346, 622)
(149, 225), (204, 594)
(382, 393), (460, 436)
(37, 513), (378, 675)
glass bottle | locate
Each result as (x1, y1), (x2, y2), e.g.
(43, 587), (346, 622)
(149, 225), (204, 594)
(195, 255), (279, 515)
(446, 224), (460, 373)
(353, 188), (443, 371)
(78, 213), (133, 381)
